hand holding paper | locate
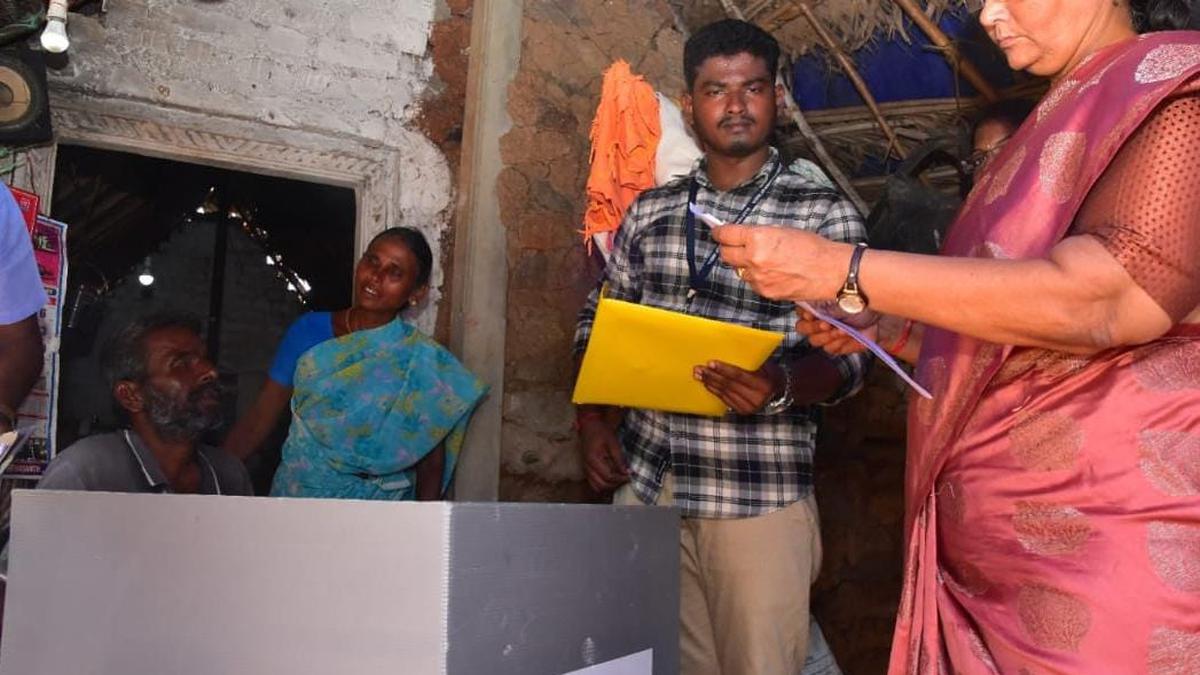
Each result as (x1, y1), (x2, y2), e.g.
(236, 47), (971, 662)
(796, 302), (932, 399)
(796, 308), (875, 356)
(698, 204), (933, 400)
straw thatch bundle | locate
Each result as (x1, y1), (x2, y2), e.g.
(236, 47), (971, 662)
(776, 98), (970, 203)
(673, 0), (980, 54)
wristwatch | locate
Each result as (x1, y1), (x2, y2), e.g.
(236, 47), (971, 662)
(760, 363), (794, 416)
(835, 242), (870, 315)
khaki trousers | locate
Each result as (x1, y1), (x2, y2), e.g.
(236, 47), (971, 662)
(615, 475), (823, 675)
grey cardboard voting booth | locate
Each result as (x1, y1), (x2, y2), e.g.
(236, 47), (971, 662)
(0, 491), (679, 675)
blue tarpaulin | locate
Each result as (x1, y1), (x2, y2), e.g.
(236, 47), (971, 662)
(791, 8), (1017, 110)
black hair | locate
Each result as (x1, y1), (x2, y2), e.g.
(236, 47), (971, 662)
(1131, 0), (1199, 31)
(101, 312), (203, 392)
(683, 19), (781, 90)
(973, 98), (1036, 135)
(368, 226), (434, 287)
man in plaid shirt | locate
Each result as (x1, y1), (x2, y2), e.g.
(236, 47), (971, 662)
(573, 19), (868, 675)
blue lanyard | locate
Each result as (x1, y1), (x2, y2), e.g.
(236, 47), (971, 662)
(685, 162), (782, 300)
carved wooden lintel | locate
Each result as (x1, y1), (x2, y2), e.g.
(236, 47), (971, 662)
(47, 98), (400, 250)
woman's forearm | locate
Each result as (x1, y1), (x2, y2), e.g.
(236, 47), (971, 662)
(715, 225), (1172, 357)
(857, 236), (1171, 353)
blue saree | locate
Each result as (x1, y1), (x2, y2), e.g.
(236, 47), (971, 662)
(269, 317), (486, 500)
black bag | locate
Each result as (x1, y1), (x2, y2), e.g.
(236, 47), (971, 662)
(866, 141), (969, 255)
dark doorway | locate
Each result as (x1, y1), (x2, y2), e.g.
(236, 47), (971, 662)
(51, 145), (356, 493)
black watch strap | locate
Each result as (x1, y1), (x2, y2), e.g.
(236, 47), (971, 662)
(846, 242), (868, 289)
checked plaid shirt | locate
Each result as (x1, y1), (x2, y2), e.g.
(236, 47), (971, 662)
(574, 148), (870, 519)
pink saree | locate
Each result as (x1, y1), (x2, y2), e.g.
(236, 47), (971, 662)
(889, 33), (1200, 674)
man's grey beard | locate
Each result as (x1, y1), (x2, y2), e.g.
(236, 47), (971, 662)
(142, 382), (225, 441)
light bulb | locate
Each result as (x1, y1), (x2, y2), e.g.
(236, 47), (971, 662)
(265, 255), (275, 266)
(41, 0), (70, 54)
(137, 256), (154, 287)
(40, 19), (68, 53)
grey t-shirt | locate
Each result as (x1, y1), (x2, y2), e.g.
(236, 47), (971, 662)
(37, 430), (253, 496)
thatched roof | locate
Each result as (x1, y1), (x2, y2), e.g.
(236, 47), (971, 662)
(671, 0), (980, 54)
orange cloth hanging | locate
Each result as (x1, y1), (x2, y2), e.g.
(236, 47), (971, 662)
(582, 60), (662, 255)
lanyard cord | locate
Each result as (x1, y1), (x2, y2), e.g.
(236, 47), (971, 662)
(685, 161), (782, 297)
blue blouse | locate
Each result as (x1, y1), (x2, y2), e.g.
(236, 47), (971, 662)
(268, 312), (334, 387)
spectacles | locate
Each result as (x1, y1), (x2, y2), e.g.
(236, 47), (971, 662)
(962, 135), (1012, 174)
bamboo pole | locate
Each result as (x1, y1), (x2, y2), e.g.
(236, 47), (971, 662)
(793, 0), (908, 160)
(779, 76), (870, 215)
(718, 0), (746, 20)
(890, 0), (1000, 103)
(743, 0), (774, 19)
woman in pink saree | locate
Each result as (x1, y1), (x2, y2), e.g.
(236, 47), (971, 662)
(715, 0), (1200, 671)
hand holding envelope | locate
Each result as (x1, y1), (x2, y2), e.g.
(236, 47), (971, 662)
(572, 296), (783, 416)
(693, 359), (786, 416)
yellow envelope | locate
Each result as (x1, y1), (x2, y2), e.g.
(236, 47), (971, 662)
(573, 296), (784, 416)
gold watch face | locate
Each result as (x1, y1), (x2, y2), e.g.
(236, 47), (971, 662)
(836, 292), (867, 315)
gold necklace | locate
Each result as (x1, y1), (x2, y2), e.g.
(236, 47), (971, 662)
(344, 308), (357, 334)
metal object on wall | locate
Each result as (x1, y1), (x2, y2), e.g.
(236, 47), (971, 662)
(0, 43), (51, 145)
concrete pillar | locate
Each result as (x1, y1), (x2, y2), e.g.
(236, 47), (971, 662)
(449, 0), (524, 500)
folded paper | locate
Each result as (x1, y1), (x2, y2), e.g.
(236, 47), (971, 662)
(573, 297), (783, 416)
(798, 302), (933, 399)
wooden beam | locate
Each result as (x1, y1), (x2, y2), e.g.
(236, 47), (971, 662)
(779, 77), (870, 215)
(889, 0), (1000, 103)
(742, 0), (774, 19)
(718, 0), (746, 20)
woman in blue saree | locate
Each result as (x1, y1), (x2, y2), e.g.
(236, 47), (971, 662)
(223, 227), (485, 500)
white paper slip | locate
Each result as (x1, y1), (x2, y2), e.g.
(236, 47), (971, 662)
(562, 649), (653, 675)
(798, 302), (933, 399)
(689, 203), (723, 228)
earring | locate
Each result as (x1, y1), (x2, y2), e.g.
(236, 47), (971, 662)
(409, 299), (418, 306)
